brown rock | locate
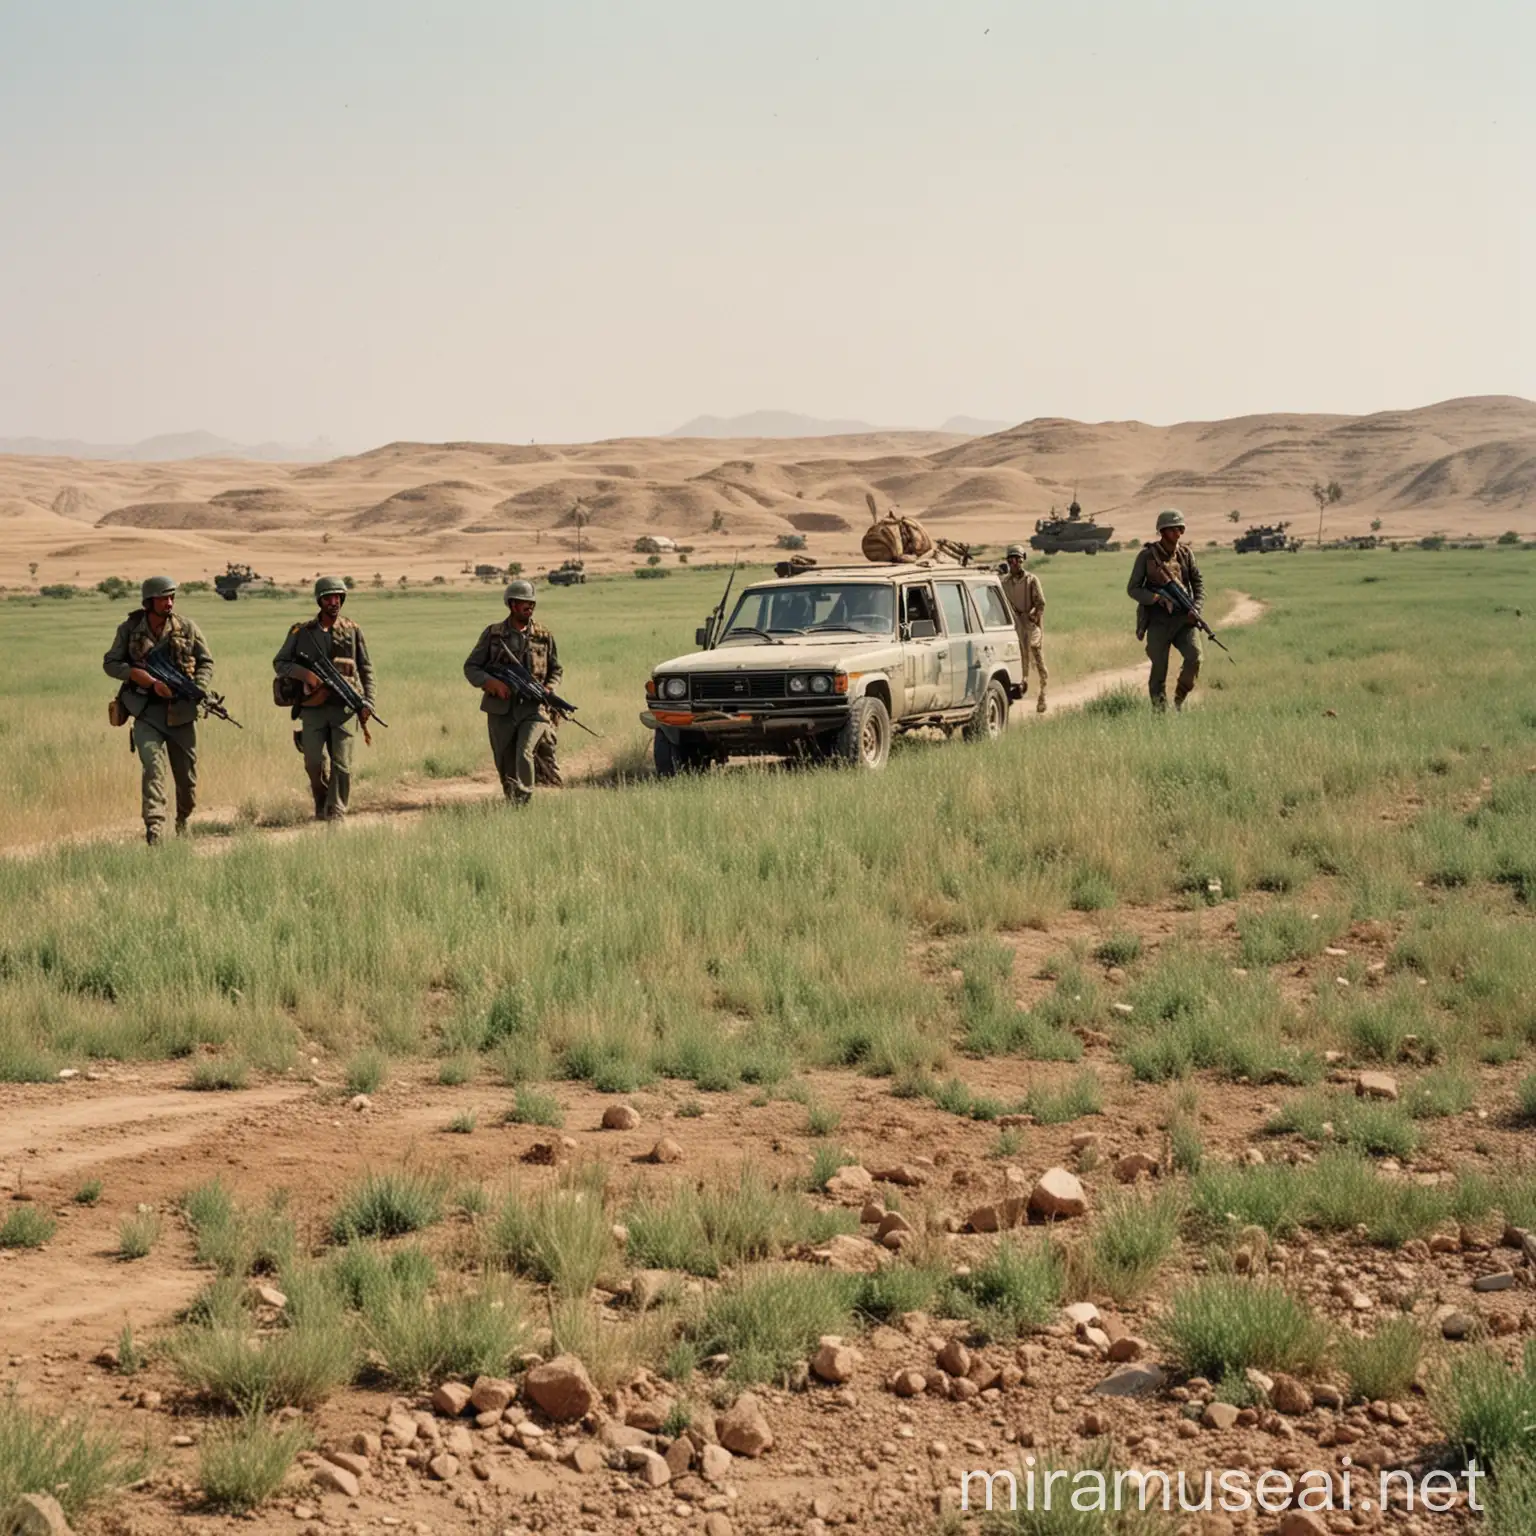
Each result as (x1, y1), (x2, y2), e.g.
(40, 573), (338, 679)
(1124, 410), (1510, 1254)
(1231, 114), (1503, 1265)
(523, 1354), (597, 1421)
(1114, 1153), (1160, 1184)
(649, 1136), (684, 1163)
(937, 1339), (971, 1376)
(427, 1453), (460, 1481)
(520, 1139), (562, 1164)
(703, 1516), (734, 1536)
(700, 1442), (734, 1483)
(1441, 1313), (1477, 1340)
(812, 1233), (886, 1272)
(1202, 1402), (1239, 1431)
(324, 1451), (370, 1478)
(1269, 1374), (1313, 1415)
(870, 1164), (927, 1186)
(716, 1393), (773, 1457)
(825, 1164), (874, 1202)
(312, 1463), (360, 1497)
(468, 1376), (516, 1414)
(383, 1412), (418, 1447)
(664, 1436), (694, 1478)
(1278, 1514), (1329, 1536)
(628, 1269), (677, 1312)
(811, 1339), (858, 1384)
(1474, 1271), (1517, 1292)
(1029, 1167), (1088, 1220)
(626, 1400), (671, 1432)
(949, 1376), (980, 1402)
(251, 1282), (288, 1309)
(626, 1446), (672, 1487)
(602, 1102), (641, 1130)
(1107, 1336), (1146, 1363)
(566, 1442), (604, 1474)
(891, 1368), (927, 1397)
(965, 1196), (1028, 1233)
(2, 1495), (74, 1536)
(1355, 1071), (1399, 1102)
(431, 1381), (473, 1417)
(875, 1212), (913, 1241)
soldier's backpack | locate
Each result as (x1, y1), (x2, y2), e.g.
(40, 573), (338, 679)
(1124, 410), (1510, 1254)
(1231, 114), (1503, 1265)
(860, 492), (935, 564)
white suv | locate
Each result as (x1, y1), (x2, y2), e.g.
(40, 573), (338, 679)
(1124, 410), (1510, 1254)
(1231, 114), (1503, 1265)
(641, 562), (1025, 773)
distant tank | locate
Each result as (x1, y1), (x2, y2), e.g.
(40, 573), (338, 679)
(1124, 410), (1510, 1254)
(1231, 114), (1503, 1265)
(546, 559), (587, 587)
(213, 562), (273, 600)
(1029, 497), (1113, 555)
(1233, 522), (1300, 554)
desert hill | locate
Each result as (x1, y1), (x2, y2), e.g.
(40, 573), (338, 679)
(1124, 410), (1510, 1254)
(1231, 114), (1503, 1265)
(1, 397), (1531, 589)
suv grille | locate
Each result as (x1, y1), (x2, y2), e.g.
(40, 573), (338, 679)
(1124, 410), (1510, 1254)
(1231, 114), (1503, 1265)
(691, 672), (788, 702)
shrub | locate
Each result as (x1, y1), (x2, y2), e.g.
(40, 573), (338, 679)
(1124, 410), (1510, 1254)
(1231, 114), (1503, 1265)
(1070, 1189), (1182, 1304)
(117, 1209), (161, 1260)
(189, 1057), (249, 1091)
(688, 1265), (858, 1385)
(1339, 1317), (1426, 1403)
(1093, 932), (1142, 967)
(1024, 1072), (1102, 1125)
(345, 1049), (387, 1095)
(635, 566), (670, 579)
(1433, 1341), (1536, 1471)
(1517, 1073), (1536, 1125)
(0, 1398), (147, 1518)
(493, 1171), (614, 1296)
(73, 1179), (103, 1206)
(505, 1085), (565, 1127)
(808, 1142), (857, 1192)
(1157, 1279), (1328, 1379)
(199, 1412), (309, 1512)
(949, 1237), (1064, 1340)
(168, 1321), (356, 1412)
(330, 1170), (447, 1241)
(0, 1206), (57, 1248)
(361, 1282), (527, 1389)
(446, 1111), (477, 1134)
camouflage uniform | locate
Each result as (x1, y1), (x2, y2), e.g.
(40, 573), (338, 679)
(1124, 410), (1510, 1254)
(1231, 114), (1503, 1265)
(273, 614), (376, 820)
(1000, 566), (1048, 706)
(1127, 537), (1205, 708)
(464, 618), (561, 805)
(103, 608), (214, 841)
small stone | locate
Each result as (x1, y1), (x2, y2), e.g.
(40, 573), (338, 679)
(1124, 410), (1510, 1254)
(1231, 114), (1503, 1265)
(1114, 1153), (1159, 1183)
(700, 1442), (733, 1483)
(870, 1163), (928, 1187)
(663, 1436), (693, 1478)
(1441, 1313), (1477, 1340)
(1201, 1402), (1239, 1431)
(1474, 1271), (1517, 1292)
(252, 1283), (288, 1309)
(1111, 1002), (1134, 1016)
(349, 1093), (371, 1111)
(965, 1197), (1028, 1234)
(431, 1382), (473, 1417)
(1355, 1071), (1399, 1102)
(566, 1442), (604, 1474)
(325, 1451), (369, 1478)
(1062, 1302), (1100, 1326)
(891, 1369), (927, 1397)
(523, 1354), (597, 1421)
(1092, 1364), (1165, 1397)
(1029, 1167), (1087, 1219)
(811, 1339), (858, 1384)
(1269, 1374), (1313, 1415)
(2, 1494), (74, 1536)
(602, 1103), (641, 1130)
(649, 1137), (684, 1164)
(825, 1164), (874, 1202)
(1312, 1384), (1344, 1410)
(349, 1432), (381, 1458)
(469, 1376), (517, 1414)
(702, 1516), (734, 1536)
(875, 1212), (913, 1241)
(312, 1462), (360, 1497)
(625, 1447), (672, 1487)
(384, 1412), (418, 1447)
(427, 1453), (459, 1481)
(716, 1393), (773, 1457)
(1107, 1336), (1146, 1363)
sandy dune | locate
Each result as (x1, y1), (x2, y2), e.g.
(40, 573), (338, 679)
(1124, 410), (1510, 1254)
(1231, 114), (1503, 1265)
(1, 397), (1531, 588)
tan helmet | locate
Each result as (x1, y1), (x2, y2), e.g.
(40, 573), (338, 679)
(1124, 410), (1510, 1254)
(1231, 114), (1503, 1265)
(504, 578), (537, 605)
(314, 575), (348, 601)
(141, 574), (178, 602)
(1155, 509), (1187, 532)
(1006, 543), (1027, 560)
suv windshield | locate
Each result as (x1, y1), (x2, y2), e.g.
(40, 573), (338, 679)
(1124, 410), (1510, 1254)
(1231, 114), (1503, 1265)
(722, 583), (895, 640)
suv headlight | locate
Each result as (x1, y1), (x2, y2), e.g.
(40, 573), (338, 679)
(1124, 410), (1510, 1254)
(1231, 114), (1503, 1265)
(810, 674), (831, 694)
(662, 676), (688, 700)
(787, 675), (808, 694)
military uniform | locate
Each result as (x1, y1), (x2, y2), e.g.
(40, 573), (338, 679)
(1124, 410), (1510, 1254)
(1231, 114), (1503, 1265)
(273, 608), (376, 820)
(1128, 519), (1205, 708)
(103, 601), (214, 842)
(1000, 564), (1048, 708)
(464, 616), (561, 805)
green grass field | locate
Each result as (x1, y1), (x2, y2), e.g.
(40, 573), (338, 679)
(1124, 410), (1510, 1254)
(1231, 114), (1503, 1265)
(1, 547), (1532, 1087)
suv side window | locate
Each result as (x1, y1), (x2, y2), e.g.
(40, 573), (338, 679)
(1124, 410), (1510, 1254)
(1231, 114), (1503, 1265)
(902, 583), (938, 628)
(935, 581), (972, 636)
(971, 582), (1014, 630)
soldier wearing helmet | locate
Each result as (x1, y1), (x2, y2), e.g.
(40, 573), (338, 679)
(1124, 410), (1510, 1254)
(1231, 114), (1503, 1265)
(463, 578), (564, 806)
(272, 575), (376, 821)
(1000, 543), (1048, 714)
(1128, 510), (1205, 710)
(102, 574), (216, 844)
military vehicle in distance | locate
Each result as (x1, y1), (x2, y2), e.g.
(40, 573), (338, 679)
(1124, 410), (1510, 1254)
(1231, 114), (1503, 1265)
(1029, 498), (1113, 555)
(213, 562), (273, 600)
(1233, 523), (1301, 554)
(546, 559), (587, 587)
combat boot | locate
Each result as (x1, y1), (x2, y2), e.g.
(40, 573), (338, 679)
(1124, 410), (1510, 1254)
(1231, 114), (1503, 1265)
(146, 826), (163, 847)
(1036, 693), (1047, 714)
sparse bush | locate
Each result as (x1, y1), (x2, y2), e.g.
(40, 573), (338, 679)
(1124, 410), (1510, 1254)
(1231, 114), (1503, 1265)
(168, 1320), (356, 1412)
(0, 1398), (147, 1518)
(1157, 1279), (1328, 1379)
(808, 1142), (857, 1191)
(199, 1412), (309, 1512)
(73, 1179), (103, 1206)
(438, 1055), (475, 1086)
(362, 1282), (526, 1389)
(949, 1237), (1064, 1340)
(446, 1111), (477, 1134)
(1070, 1188), (1182, 1304)
(1093, 932), (1142, 967)
(0, 1205), (57, 1248)
(116, 1323), (146, 1376)
(505, 1085), (565, 1127)
(1024, 1071), (1102, 1125)
(117, 1209), (161, 1260)
(330, 1170), (447, 1242)
(689, 1265), (858, 1385)
(1339, 1317), (1426, 1402)
(853, 1262), (948, 1322)
(1517, 1073), (1536, 1126)
(189, 1057), (249, 1091)
(805, 1100), (841, 1136)
(345, 1049), (387, 1095)
(493, 1171), (614, 1296)
(1433, 1341), (1536, 1471)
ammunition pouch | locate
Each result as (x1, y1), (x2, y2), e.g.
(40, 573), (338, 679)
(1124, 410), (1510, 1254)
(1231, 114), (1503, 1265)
(273, 675), (304, 707)
(108, 697), (128, 728)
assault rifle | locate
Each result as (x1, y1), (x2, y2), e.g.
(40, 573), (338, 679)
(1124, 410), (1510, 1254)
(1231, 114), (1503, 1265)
(488, 640), (601, 737)
(138, 646), (243, 727)
(1153, 576), (1235, 663)
(301, 647), (387, 743)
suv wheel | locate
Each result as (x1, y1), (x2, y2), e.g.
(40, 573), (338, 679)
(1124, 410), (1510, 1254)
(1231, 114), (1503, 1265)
(964, 678), (1010, 741)
(654, 732), (709, 778)
(835, 696), (891, 770)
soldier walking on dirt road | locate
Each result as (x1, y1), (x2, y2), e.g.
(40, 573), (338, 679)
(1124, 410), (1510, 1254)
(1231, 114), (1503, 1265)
(464, 579), (563, 806)
(1001, 544), (1048, 713)
(103, 574), (215, 845)
(273, 576), (376, 821)
(1128, 509), (1205, 710)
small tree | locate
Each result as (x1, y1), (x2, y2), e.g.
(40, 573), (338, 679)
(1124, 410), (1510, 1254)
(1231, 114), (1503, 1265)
(1498, 530), (1521, 545)
(1370, 518), (1382, 533)
(343, 575), (355, 589)
(371, 572), (384, 587)
(398, 575), (408, 587)
(1227, 510), (1241, 524)
(646, 553), (661, 566)
(506, 561), (523, 578)
(708, 510), (725, 533)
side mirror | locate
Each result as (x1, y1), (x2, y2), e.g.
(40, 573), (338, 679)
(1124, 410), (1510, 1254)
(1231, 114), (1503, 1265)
(695, 623), (712, 648)
(907, 619), (937, 640)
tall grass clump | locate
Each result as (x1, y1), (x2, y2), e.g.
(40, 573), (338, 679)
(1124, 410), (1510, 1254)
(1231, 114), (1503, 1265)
(949, 1237), (1064, 1341)
(1068, 1189), (1182, 1304)
(117, 1209), (161, 1260)
(345, 1049), (387, 1095)
(199, 1412), (309, 1512)
(1338, 1318), (1426, 1403)
(1157, 1279), (1328, 1380)
(1433, 1341), (1536, 1471)
(330, 1169), (447, 1242)
(189, 1057), (249, 1091)
(686, 1265), (858, 1385)
(0, 1206), (57, 1248)
(361, 1281), (527, 1390)
(167, 1318), (356, 1413)
(504, 1085), (565, 1127)
(0, 1398), (148, 1518)
(492, 1171), (614, 1297)
(1024, 1071), (1102, 1124)
(955, 939), (1082, 1062)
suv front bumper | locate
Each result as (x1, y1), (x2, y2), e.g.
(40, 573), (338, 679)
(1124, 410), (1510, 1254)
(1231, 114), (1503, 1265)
(641, 704), (849, 745)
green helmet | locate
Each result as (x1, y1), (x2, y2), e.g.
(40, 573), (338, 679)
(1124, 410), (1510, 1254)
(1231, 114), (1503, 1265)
(1155, 509), (1186, 532)
(141, 574), (178, 602)
(314, 575), (348, 601)
(504, 579), (536, 604)
(1006, 543), (1027, 559)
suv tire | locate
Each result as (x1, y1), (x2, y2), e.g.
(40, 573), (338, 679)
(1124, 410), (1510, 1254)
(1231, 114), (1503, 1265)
(964, 678), (1010, 742)
(654, 732), (710, 778)
(835, 696), (891, 770)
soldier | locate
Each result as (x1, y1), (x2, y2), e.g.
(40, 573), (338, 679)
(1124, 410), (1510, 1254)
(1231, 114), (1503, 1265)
(103, 574), (215, 845)
(1127, 509), (1205, 710)
(1001, 544), (1048, 713)
(273, 576), (376, 821)
(534, 724), (563, 788)
(464, 578), (562, 806)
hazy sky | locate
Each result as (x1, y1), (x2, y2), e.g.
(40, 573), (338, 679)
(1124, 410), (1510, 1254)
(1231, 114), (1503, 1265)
(1, 0), (1531, 448)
